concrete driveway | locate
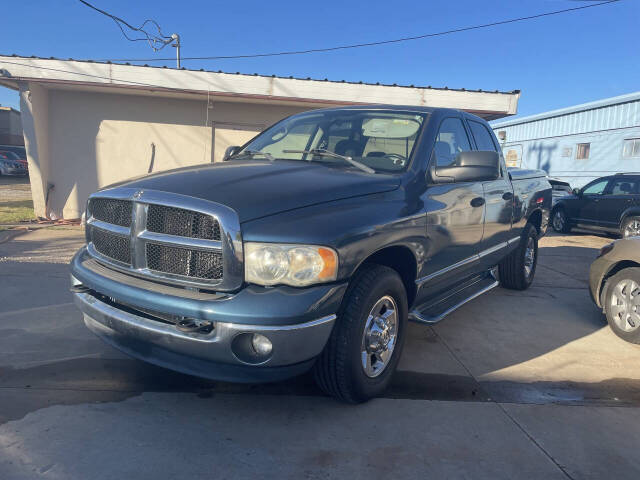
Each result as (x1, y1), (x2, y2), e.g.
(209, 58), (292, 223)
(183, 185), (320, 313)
(1, 228), (639, 479)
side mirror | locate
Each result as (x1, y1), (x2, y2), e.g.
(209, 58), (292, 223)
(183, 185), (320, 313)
(572, 188), (581, 196)
(430, 151), (500, 184)
(223, 146), (242, 161)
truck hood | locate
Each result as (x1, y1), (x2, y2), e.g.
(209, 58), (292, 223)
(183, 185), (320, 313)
(111, 160), (401, 223)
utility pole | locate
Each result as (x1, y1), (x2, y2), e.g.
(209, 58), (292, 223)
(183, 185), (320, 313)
(171, 33), (181, 69)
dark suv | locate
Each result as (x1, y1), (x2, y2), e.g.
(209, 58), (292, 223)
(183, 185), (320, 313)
(552, 173), (640, 238)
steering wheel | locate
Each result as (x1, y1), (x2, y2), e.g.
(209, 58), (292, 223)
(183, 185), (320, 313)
(383, 153), (407, 166)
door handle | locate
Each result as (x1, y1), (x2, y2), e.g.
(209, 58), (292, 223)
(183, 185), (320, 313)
(502, 192), (514, 200)
(471, 197), (485, 208)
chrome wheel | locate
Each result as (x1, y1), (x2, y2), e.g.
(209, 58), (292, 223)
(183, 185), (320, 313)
(552, 210), (565, 232)
(610, 279), (640, 332)
(523, 237), (535, 279)
(361, 295), (398, 378)
(623, 219), (640, 238)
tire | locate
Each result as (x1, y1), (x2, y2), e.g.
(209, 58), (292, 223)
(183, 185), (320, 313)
(313, 264), (408, 403)
(551, 208), (571, 233)
(621, 217), (640, 239)
(604, 267), (640, 344)
(499, 223), (538, 291)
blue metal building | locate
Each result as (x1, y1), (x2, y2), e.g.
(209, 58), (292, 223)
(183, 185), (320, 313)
(491, 92), (640, 188)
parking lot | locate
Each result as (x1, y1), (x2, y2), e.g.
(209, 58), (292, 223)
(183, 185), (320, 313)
(1, 227), (639, 479)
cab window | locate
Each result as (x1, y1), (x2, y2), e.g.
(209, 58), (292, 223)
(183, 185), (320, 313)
(468, 120), (498, 152)
(434, 118), (472, 167)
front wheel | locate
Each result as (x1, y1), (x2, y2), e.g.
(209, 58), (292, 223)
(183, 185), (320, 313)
(499, 223), (539, 290)
(604, 268), (640, 344)
(313, 264), (408, 403)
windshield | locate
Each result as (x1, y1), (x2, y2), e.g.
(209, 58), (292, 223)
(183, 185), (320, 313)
(235, 110), (427, 173)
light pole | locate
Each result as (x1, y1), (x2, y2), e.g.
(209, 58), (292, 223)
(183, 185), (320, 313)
(171, 33), (181, 69)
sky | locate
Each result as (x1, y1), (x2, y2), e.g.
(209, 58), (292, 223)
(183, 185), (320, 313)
(0, 0), (637, 119)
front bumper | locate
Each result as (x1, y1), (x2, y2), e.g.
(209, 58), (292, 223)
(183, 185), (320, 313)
(589, 255), (610, 310)
(71, 247), (347, 382)
(0, 166), (27, 176)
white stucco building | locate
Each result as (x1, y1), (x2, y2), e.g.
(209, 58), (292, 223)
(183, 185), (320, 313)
(0, 54), (521, 219)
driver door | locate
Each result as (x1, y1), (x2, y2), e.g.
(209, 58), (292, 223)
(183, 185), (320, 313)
(419, 117), (486, 298)
(575, 177), (611, 230)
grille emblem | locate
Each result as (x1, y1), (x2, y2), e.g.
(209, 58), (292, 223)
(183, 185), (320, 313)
(133, 190), (144, 200)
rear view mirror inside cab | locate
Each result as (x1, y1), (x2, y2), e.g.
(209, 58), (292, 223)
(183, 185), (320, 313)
(361, 118), (421, 139)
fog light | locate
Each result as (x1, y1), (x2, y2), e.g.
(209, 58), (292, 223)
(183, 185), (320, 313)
(251, 333), (273, 356)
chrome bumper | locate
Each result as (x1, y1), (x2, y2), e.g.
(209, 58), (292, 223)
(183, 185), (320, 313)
(73, 290), (336, 376)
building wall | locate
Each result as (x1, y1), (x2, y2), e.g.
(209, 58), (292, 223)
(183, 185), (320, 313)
(28, 88), (306, 219)
(499, 126), (640, 188)
(493, 96), (640, 188)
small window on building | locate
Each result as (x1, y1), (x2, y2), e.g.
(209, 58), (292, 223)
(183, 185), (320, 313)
(576, 143), (590, 159)
(623, 139), (640, 158)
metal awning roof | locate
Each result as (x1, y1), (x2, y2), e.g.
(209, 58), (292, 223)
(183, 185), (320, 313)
(0, 54), (521, 120)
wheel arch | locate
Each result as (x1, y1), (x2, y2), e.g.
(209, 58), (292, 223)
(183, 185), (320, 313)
(527, 208), (543, 235)
(599, 260), (640, 307)
(619, 209), (640, 229)
(352, 244), (418, 308)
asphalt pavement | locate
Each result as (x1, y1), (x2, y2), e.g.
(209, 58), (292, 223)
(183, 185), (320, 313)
(1, 227), (639, 479)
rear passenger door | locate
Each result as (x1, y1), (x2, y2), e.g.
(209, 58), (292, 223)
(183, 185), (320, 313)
(467, 119), (515, 265)
(600, 177), (640, 231)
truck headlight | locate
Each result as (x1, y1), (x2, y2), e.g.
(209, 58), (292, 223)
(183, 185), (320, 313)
(244, 242), (338, 287)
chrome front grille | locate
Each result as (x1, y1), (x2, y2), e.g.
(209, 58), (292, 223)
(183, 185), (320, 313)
(89, 198), (132, 227)
(90, 228), (131, 264)
(146, 204), (221, 240)
(146, 243), (223, 280)
(85, 188), (243, 290)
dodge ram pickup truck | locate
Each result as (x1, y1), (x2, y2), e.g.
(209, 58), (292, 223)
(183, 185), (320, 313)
(70, 106), (551, 403)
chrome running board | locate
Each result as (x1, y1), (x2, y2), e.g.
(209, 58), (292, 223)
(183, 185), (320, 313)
(409, 274), (499, 325)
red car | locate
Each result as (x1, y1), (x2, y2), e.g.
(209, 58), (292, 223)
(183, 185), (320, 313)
(0, 150), (28, 176)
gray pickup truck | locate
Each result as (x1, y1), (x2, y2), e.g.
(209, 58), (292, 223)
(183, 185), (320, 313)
(70, 106), (551, 403)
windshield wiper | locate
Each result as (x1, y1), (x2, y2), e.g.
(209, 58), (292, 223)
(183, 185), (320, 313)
(233, 149), (275, 161)
(283, 149), (375, 174)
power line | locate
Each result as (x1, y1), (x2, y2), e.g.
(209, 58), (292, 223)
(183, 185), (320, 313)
(94, 0), (621, 63)
(78, 0), (174, 51)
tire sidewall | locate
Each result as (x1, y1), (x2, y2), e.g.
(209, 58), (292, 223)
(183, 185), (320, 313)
(343, 268), (408, 400)
(604, 267), (640, 343)
(521, 225), (538, 288)
(552, 208), (568, 233)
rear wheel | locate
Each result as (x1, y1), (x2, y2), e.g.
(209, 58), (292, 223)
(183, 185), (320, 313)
(621, 217), (640, 238)
(499, 223), (538, 290)
(552, 208), (571, 233)
(604, 268), (640, 344)
(313, 264), (407, 403)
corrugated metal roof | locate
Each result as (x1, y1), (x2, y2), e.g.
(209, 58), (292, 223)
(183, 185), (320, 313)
(491, 93), (640, 142)
(492, 91), (640, 128)
(3, 53), (519, 95)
